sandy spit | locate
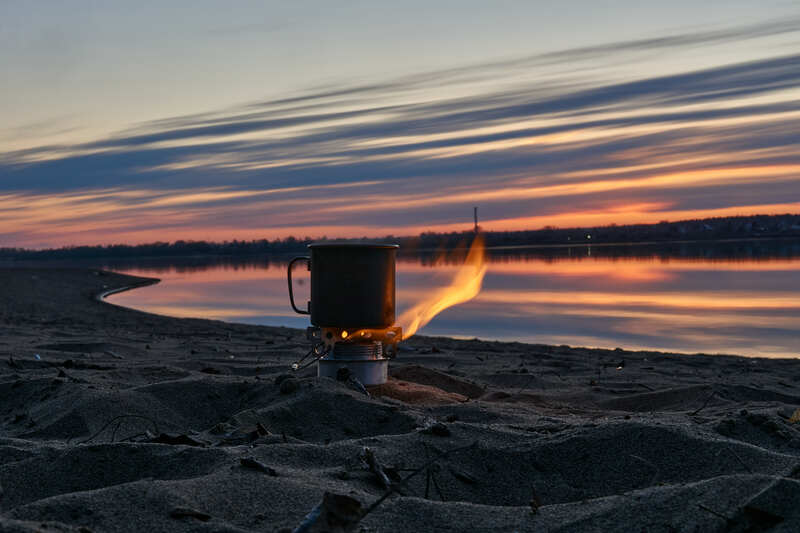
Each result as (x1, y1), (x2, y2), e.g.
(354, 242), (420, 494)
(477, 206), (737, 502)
(1, 267), (799, 532)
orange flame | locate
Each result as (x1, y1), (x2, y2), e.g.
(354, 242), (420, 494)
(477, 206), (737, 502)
(398, 234), (487, 339)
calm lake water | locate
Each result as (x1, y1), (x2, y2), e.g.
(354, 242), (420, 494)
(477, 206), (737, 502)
(106, 240), (800, 358)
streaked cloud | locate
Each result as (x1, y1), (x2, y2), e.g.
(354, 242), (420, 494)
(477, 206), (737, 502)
(1, 15), (799, 247)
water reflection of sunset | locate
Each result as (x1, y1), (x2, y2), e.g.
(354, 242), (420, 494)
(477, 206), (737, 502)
(478, 290), (800, 310)
(109, 251), (800, 358)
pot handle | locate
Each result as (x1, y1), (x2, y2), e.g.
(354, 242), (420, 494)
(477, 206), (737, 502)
(287, 256), (311, 315)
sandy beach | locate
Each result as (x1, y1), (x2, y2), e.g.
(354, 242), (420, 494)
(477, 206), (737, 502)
(1, 267), (799, 532)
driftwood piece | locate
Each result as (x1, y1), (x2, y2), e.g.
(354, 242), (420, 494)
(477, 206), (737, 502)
(292, 492), (364, 533)
(361, 447), (393, 491)
(169, 507), (211, 521)
(76, 414), (160, 444)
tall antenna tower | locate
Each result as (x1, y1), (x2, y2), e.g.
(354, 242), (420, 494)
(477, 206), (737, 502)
(473, 206), (479, 233)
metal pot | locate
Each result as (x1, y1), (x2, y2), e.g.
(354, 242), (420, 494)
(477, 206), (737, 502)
(288, 243), (398, 328)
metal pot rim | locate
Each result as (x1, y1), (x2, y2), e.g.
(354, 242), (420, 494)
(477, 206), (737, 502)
(308, 242), (399, 249)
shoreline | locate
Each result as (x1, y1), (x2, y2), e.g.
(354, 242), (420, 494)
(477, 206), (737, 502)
(1, 266), (799, 532)
(94, 276), (161, 302)
(2, 234), (798, 265)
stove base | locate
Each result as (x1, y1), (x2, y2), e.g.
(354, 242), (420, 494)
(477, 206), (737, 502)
(318, 356), (388, 385)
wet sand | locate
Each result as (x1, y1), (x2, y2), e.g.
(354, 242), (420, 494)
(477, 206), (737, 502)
(1, 267), (799, 532)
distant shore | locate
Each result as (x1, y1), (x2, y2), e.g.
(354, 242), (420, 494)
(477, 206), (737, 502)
(2, 236), (798, 274)
(2, 213), (798, 263)
(1, 266), (799, 532)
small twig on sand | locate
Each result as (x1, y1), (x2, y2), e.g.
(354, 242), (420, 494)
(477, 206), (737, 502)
(630, 454), (660, 486)
(290, 441), (478, 532)
(514, 374), (537, 396)
(423, 444), (432, 499)
(690, 389), (716, 416)
(111, 419), (124, 442)
(698, 503), (730, 522)
(76, 414), (160, 444)
(170, 507), (211, 522)
(728, 446), (754, 474)
(530, 487), (542, 514)
(362, 441), (478, 517)
(424, 469), (431, 499)
(543, 370), (565, 382)
(430, 468), (446, 501)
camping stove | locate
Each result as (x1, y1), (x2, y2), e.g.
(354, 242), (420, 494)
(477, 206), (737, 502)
(306, 325), (401, 385)
(287, 243), (401, 385)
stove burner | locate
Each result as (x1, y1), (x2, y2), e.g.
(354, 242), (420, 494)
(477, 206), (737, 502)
(297, 326), (400, 385)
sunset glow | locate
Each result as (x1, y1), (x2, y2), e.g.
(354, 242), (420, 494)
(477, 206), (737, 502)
(1, 5), (799, 248)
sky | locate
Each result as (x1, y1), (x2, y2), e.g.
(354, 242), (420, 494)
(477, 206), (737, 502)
(1, 0), (799, 248)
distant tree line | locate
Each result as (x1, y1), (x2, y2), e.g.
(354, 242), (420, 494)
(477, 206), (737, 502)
(539, 214), (800, 245)
(405, 213), (800, 251)
(0, 237), (314, 261)
(1, 213), (799, 262)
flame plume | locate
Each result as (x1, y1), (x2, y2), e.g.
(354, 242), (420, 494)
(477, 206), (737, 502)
(398, 234), (487, 339)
